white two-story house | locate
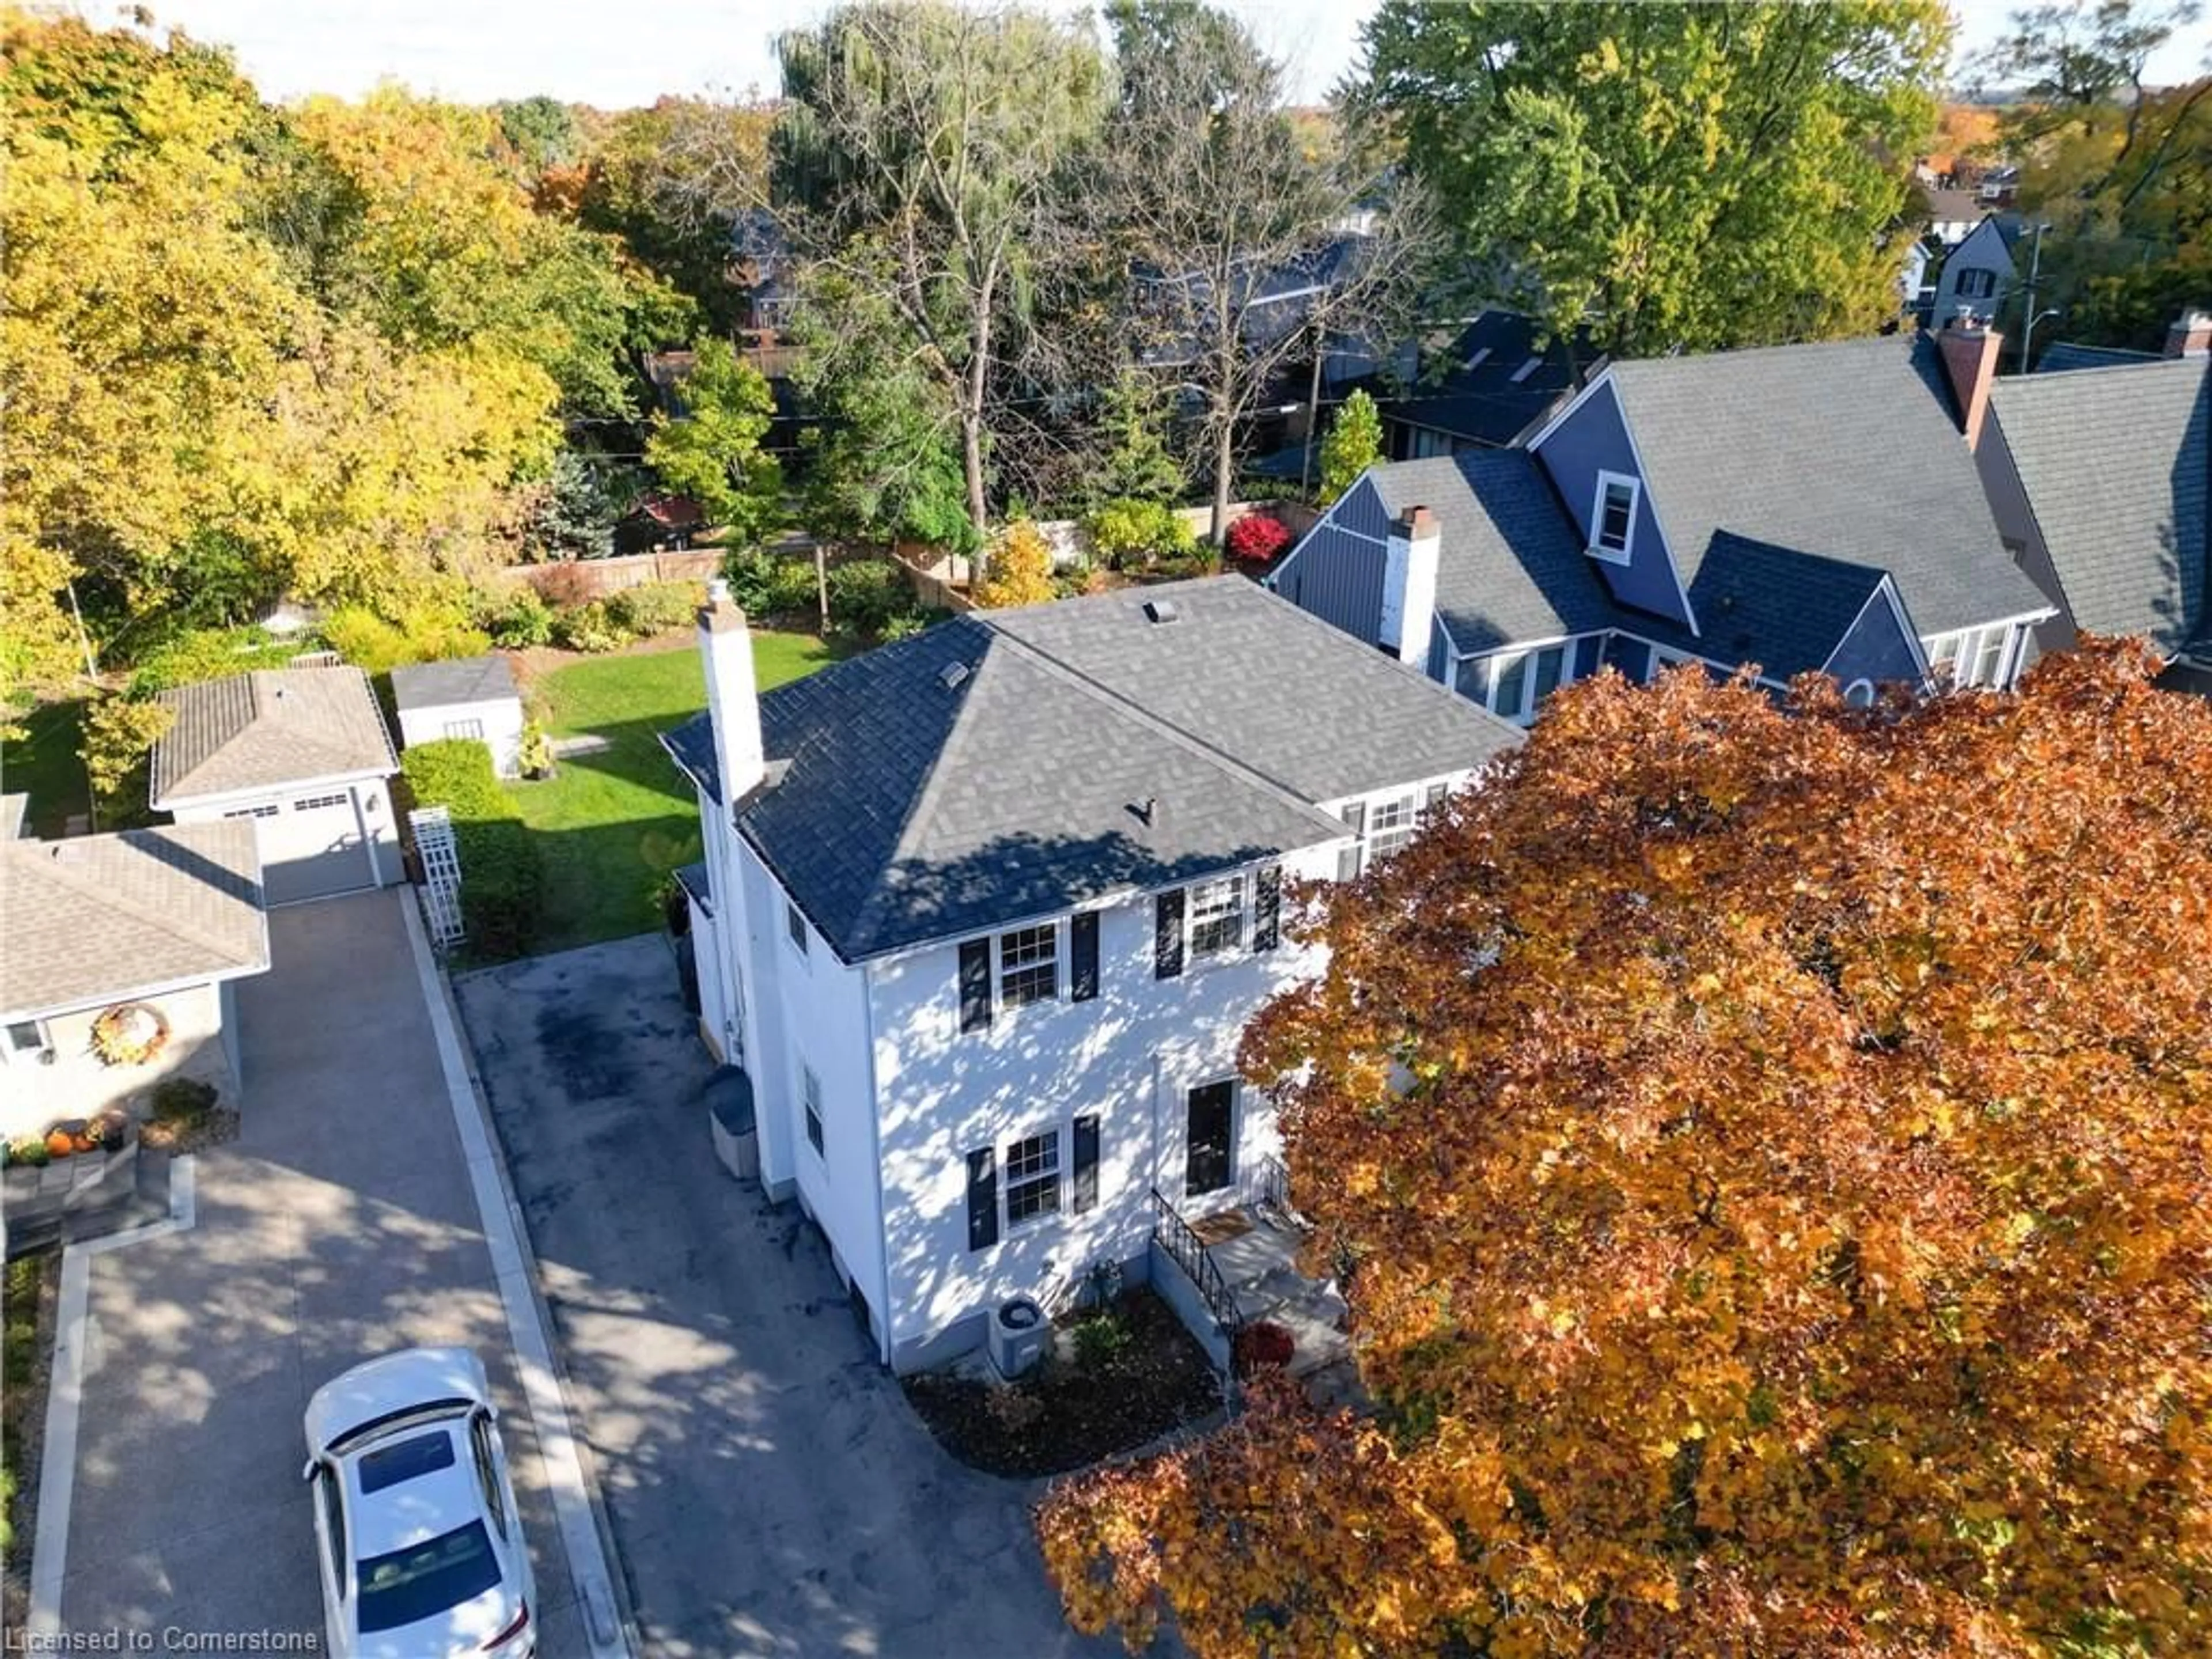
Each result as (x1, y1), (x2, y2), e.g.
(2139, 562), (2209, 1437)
(662, 576), (1522, 1371)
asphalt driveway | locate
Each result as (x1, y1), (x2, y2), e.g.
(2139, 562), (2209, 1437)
(457, 935), (1116, 1658)
(48, 892), (592, 1650)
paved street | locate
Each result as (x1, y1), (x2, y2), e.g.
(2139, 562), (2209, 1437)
(457, 935), (1116, 1658)
(50, 893), (592, 1650)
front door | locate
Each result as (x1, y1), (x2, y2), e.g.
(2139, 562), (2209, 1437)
(1185, 1081), (1234, 1198)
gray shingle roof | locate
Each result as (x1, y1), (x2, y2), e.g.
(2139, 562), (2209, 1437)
(1615, 536), (1890, 681)
(151, 668), (397, 804)
(1, 821), (269, 1019)
(2035, 342), (2161, 376)
(390, 654), (518, 711)
(1605, 334), (2053, 638)
(664, 578), (1523, 960)
(1363, 451), (1619, 654)
(1987, 354), (2210, 655)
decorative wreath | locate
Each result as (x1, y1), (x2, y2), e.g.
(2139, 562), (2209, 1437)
(90, 1002), (169, 1067)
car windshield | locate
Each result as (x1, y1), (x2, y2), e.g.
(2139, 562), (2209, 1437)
(355, 1520), (501, 1633)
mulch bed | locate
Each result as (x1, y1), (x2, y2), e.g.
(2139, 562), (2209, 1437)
(2, 1251), (61, 1628)
(139, 1105), (239, 1156)
(903, 1289), (1222, 1478)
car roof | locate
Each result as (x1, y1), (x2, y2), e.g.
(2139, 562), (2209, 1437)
(306, 1346), (490, 1455)
(339, 1419), (488, 1564)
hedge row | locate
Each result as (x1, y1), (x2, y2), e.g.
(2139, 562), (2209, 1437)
(400, 739), (540, 959)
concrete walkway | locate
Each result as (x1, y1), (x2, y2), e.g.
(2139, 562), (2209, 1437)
(42, 893), (593, 1649)
(458, 935), (1120, 1658)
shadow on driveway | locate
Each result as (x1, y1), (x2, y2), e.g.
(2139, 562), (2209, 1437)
(456, 934), (1119, 1658)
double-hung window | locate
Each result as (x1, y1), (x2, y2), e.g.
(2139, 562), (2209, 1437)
(1364, 793), (1421, 867)
(1188, 875), (1247, 958)
(1005, 1131), (1061, 1226)
(785, 900), (809, 957)
(1590, 472), (1638, 562)
(1478, 643), (1572, 724)
(998, 923), (1058, 1009)
(1927, 625), (2014, 689)
(802, 1063), (824, 1155)
(443, 718), (485, 741)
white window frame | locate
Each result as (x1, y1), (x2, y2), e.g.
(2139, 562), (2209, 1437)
(3, 1019), (48, 1064)
(442, 717), (486, 741)
(1843, 678), (1878, 709)
(222, 803), (279, 820)
(801, 1063), (824, 1156)
(1474, 640), (1576, 724)
(1955, 267), (1997, 300)
(1362, 791), (1422, 870)
(1186, 873), (1249, 960)
(785, 900), (809, 958)
(292, 791), (349, 812)
(1589, 470), (1640, 564)
(1926, 624), (2017, 690)
(994, 921), (1061, 1012)
(1003, 1128), (1062, 1229)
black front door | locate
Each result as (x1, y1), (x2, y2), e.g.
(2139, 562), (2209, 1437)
(1185, 1081), (1234, 1197)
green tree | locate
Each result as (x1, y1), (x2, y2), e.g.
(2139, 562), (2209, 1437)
(776, 2), (1108, 552)
(526, 450), (626, 561)
(1092, 370), (1185, 507)
(497, 94), (577, 176)
(1316, 389), (1381, 504)
(1352, 1), (1950, 354)
(643, 339), (783, 544)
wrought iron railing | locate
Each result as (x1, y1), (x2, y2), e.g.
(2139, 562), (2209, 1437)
(1149, 1188), (1243, 1339)
(1251, 1153), (1295, 1224)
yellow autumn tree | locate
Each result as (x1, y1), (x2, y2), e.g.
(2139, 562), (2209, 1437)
(1041, 642), (2212, 1658)
(972, 517), (1057, 608)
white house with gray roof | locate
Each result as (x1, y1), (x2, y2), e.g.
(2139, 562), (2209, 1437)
(392, 654), (526, 778)
(1271, 321), (2057, 718)
(0, 821), (270, 1140)
(151, 666), (402, 905)
(661, 577), (1522, 1371)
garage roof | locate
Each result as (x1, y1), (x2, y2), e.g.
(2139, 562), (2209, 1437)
(390, 654), (519, 711)
(1, 821), (270, 1019)
(151, 668), (397, 805)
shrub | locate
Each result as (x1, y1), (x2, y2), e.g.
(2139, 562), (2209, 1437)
(1225, 513), (1293, 566)
(972, 520), (1055, 609)
(551, 600), (630, 653)
(1232, 1319), (1296, 1377)
(79, 694), (176, 827)
(126, 626), (302, 697)
(1156, 543), (1221, 581)
(1086, 498), (1195, 571)
(825, 558), (907, 635)
(1071, 1312), (1134, 1370)
(401, 739), (543, 959)
(1318, 388), (1383, 505)
(324, 604), (490, 674)
(517, 720), (554, 779)
(722, 547), (820, 621)
(4, 1135), (48, 1169)
(605, 580), (703, 637)
(150, 1077), (218, 1123)
(879, 610), (936, 643)
(474, 585), (555, 649)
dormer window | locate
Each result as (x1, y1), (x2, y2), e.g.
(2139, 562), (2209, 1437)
(1463, 346), (1492, 371)
(1590, 471), (1639, 563)
(1509, 355), (1543, 383)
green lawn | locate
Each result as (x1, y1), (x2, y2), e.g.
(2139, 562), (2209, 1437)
(0, 699), (91, 837)
(507, 632), (844, 953)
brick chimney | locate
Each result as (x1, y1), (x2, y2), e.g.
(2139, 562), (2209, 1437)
(1380, 506), (1441, 668)
(1937, 315), (2003, 452)
(697, 578), (765, 807)
(2164, 308), (2211, 358)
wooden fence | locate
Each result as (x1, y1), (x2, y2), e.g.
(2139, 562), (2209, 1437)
(499, 548), (724, 601)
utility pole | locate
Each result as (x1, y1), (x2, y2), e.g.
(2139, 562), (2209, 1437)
(1298, 321), (1325, 498)
(2017, 222), (2051, 374)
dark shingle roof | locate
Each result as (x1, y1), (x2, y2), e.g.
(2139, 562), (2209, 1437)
(1, 821), (268, 1018)
(1379, 311), (1599, 449)
(151, 668), (397, 804)
(390, 654), (518, 711)
(1987, 354), (2210, 655)
(1616, 536), (1891, 681)
(1362, 452), (1618, 653)
(664, 579), (1522, 960)
(1605, 334), (2052, 638)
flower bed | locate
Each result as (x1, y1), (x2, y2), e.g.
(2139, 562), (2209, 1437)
(903, 1289), (1220, 1478)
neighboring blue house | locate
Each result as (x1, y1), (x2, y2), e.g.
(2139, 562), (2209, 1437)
(1269, 319), (2057, 721)
(1931, 215), (2020, 328)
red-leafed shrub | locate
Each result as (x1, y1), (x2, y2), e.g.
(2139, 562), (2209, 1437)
(1225, 514), (1292, 566)
(1232, 1319), (1296, 1377)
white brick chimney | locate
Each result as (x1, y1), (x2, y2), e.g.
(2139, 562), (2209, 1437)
(698, 578), (765, 806)
(1379, 505), (1441, 668)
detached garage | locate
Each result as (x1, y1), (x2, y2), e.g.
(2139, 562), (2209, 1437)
(151, 667), (403, 906)
(391, 654), (525, 778)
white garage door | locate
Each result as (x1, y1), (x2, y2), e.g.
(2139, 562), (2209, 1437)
(225, 790), (373, 904)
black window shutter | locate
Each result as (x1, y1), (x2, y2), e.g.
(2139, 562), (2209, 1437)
(1071, 1115), (1100, 1213)
(1425, 782), (1449, 812)
(1253, 865), (1282, 951)
(1070, 911), (1100, 1002)
(965, 1147), (998, 1250)
(957, 938), (993, 1033)
(1154, 888), (1185, 979)
(1336, 801), (1366, 882)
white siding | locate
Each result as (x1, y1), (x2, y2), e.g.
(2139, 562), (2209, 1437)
(397, 697), (527, 778)
(0, 981), (234, 1139)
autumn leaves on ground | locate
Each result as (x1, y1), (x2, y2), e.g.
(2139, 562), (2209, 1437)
(1039, 645), (2212, 1659)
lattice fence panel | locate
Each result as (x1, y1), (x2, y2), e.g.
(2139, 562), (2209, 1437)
(410, 805), (465, 948)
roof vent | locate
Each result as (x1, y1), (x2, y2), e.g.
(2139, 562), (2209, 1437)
(1143, 599), (1180, 625)
(938, 662), (971, 691)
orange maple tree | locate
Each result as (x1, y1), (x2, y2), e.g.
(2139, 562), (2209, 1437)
(1039, 643), (2212, 1658)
